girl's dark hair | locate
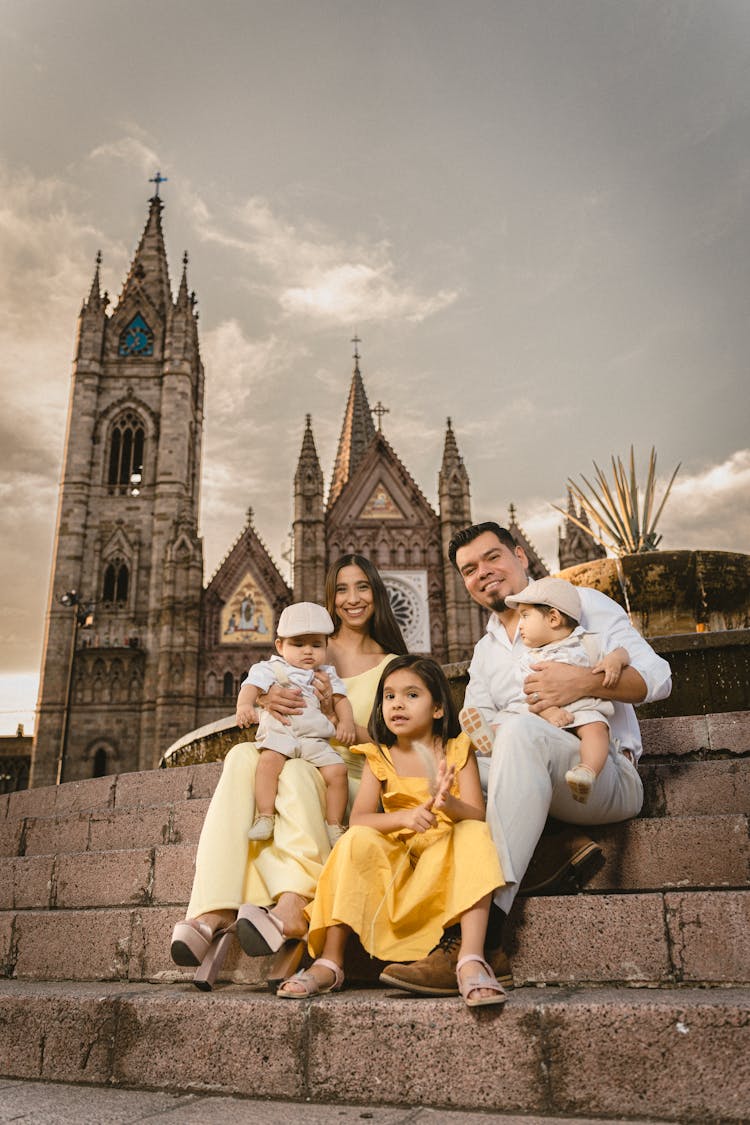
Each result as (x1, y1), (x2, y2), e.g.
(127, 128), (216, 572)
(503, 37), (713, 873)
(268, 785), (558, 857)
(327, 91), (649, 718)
(368, 654), (460, 747)
(324, 554), (407, 655)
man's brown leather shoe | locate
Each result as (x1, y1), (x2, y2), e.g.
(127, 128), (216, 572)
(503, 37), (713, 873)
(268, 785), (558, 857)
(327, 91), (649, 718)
(519, 826), (603, 896)
(380, 931), (513, 996)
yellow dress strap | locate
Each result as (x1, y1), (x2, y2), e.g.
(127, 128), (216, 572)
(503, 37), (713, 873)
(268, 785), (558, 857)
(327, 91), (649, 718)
(445, 732), (472, 772)
(351, 741), (391, 782)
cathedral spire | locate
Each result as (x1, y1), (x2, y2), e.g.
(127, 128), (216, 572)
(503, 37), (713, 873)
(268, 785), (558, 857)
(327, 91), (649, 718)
(86, 250), (103, 307)
(293, 415), (325, 601)
(328, 341), (376, 508)
(115, 193), (172, 316)
(176, 251), (190, 309)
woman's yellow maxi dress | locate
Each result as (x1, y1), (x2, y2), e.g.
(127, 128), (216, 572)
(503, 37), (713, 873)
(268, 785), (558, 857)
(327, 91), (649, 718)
(305, 734), (505, 963)
(187, 656), (397, 917)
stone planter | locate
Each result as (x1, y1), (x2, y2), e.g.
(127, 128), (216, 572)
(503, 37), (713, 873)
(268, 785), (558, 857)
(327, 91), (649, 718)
(557, 550), (750, 638)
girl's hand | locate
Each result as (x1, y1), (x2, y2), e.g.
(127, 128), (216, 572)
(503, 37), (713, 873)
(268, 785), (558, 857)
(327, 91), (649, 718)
(236, 704), (259, 729)
(432, 761), (456, 811)
(401, 802), (437, 833)
(258, 683), (305, 725)
(311, 669), (335, 719)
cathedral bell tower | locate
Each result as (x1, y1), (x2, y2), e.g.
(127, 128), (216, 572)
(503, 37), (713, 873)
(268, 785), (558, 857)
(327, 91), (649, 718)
(31, 185), (205, 787)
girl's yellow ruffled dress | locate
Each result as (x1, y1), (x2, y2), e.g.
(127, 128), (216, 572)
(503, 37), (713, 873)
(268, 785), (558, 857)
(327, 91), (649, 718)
(305, 733), (505, 963)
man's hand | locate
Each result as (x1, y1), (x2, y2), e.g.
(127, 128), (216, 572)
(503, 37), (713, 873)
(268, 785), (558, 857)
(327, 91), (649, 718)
(259, 683), (305, 725)
(524, 661), (591, 712)
(236, 703), (259, 729)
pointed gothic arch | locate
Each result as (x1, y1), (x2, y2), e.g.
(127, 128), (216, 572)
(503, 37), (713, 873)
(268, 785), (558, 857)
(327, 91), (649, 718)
(106, 409), (146, 493)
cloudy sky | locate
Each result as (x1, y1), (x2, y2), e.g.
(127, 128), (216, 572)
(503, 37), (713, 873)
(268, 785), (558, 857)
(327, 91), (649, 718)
(1, 0), (749, 733)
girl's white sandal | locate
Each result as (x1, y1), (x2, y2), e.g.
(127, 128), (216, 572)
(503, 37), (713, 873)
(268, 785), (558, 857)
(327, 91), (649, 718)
(456, 955), (506, 1008)
(276, 958), (344, 998)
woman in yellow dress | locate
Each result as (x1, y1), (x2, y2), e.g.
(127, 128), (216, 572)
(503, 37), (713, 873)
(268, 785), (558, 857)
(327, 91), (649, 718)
(276, 655), (507, 1007)
(169, 555), (407, 987)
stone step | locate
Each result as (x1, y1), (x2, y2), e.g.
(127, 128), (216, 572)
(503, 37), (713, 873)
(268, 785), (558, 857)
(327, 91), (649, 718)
(3, 711), (748, 834)
(0, 980), (747, 1122)
(5, 754), (748, 861)
(2, 811), (747, 915)
(3, 889), (748, 987)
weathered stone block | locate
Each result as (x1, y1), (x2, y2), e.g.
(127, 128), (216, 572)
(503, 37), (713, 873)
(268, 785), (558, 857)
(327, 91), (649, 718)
(128, 906), (185, 981)
(14, 909), (131, 980)
(11, 855), (54, 909)
(589, 814), (750, 890)
(23, 813), (90, 857)
(0, 818), (22, 858)
(188, 761), (222, 799)
(666, 890), (750, 983)
(152, 843), (196, 905)
(506, 893), (670, 984)
(639, 715), (709, 758)
(54, 775), (115, 815)
(6, 785), (58, 822)
(170, 798), (210, 845)
(708, 710), (750, 753)
(0, 982), (117, 1083)
(88, 806), (171, 852)
(56, 849), (152, 909)
(641, 758), (750, 817)
(0, 912), (14, 975)
(112, 988), (307, 1098)
(541, 988), (750, 1122)
(307, 990), (546, 1113)
(115, 767), (192, 810)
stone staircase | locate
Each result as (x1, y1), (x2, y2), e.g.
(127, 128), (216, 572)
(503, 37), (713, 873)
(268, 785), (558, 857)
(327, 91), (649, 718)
(1, 712), (748, 1121)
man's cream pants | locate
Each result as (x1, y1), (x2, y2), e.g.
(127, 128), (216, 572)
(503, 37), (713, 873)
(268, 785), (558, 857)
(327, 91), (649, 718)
(476, 713), (643, 914)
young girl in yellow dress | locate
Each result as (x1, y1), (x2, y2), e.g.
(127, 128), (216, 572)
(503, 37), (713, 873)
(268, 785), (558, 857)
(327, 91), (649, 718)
(276, 654), (507, 1007)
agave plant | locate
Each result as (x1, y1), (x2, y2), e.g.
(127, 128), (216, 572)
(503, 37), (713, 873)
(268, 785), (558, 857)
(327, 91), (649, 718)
(553, 446), (681, 556)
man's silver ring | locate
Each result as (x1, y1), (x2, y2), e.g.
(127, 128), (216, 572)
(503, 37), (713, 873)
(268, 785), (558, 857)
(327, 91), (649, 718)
(533, 692), (540, 702)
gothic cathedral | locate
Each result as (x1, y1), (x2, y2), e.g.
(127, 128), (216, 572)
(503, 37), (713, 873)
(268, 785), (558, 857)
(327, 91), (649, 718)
(31, 193), (581, 786)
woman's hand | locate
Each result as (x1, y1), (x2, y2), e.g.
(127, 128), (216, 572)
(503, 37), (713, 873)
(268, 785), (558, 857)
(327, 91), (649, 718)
(258, 683), (305, 725)
(400, 802), (437, 833)
(311, 669), (335, 719)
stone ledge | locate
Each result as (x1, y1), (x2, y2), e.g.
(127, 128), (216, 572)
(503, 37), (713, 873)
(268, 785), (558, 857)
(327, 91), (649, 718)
(2, 890), (748, 987)
(0, 982), (747, 1121)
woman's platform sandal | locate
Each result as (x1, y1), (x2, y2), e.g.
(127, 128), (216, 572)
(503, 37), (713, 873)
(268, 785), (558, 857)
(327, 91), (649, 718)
(456, 955), (507, 1008)
(170, 919), (214, 967)
(193, 928), (235, 992)
(266, 940), (307, 993)
(276, 958), (344, 999)
(236, 904), (289, 956)
(458, 706), (495, 756)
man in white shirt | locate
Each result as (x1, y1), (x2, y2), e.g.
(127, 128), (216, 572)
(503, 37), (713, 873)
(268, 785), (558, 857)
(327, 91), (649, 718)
(382, 521), (672, 995)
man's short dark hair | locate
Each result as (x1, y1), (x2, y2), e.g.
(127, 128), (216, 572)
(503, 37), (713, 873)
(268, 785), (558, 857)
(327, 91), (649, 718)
(448, 522), (518, 570)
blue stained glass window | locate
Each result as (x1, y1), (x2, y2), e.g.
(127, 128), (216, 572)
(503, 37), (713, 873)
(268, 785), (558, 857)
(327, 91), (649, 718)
(118, 313), (154, 356)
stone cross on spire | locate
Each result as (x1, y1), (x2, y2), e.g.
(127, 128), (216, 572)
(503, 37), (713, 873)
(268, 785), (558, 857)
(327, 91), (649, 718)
(372, 401), (389, 431)
(149, 171), (168, 198)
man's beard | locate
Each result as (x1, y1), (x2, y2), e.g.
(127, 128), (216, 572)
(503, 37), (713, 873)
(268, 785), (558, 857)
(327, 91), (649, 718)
(485, 593), (508, 613)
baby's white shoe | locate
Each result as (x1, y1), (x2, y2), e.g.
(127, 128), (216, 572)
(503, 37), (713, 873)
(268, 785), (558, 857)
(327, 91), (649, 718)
(248, 814), (275, 841)
(326, 823), (345, 846)
(459, 706), (494, 756)
(565, 764), (597, 804)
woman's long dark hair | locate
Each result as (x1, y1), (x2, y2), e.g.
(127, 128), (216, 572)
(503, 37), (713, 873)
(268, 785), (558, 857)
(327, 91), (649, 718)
(325, 554), (407, 656)
(368, 655), (460, 747)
